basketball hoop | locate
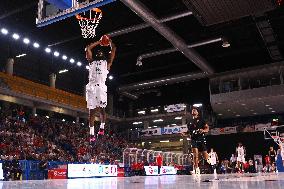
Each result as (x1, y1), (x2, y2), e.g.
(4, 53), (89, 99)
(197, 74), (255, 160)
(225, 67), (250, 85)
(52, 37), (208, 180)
(76, 8), (102, 38)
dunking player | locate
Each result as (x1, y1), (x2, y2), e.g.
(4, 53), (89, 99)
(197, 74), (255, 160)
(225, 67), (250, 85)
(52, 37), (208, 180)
(85, 35), (116, 141)
(184, 108), (210, 174)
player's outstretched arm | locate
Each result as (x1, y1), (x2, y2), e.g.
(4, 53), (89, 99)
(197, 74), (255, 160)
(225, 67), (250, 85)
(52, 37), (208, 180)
(108, 40), (116, 70)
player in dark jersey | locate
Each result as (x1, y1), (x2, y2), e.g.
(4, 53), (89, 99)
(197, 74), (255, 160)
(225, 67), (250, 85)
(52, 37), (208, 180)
(184, 108), (210, 174)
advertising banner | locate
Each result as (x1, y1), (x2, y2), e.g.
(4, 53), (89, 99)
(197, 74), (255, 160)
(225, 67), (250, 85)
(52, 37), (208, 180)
(48, 169), (67, 179)
(224, 127), (237, 134)
(165, 104), (186, 113)
(144, 166), (177, 176)
(68, 164), (117, 178)
(161, 125), (188, 135)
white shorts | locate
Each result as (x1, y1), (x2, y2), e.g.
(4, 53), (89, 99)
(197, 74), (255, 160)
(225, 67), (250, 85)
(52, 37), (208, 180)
(86, 82), (107, 109)
(237, 156), (245, 163)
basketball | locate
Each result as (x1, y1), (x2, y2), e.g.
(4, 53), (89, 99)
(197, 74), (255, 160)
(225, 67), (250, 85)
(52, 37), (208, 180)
(100, 35), (110, 46)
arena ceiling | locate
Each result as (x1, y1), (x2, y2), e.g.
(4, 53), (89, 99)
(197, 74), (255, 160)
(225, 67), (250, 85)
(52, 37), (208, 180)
(0, 0), (284, 110)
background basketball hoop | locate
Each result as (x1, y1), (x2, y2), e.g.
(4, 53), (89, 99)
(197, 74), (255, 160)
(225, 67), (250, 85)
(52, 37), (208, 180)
(76, 8), (102, 38)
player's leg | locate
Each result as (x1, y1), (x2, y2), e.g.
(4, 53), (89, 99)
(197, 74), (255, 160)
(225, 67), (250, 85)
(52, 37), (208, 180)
(89, 108), (97, 141)
(98, 107), (106, 135)
(192, 147), (199, 174)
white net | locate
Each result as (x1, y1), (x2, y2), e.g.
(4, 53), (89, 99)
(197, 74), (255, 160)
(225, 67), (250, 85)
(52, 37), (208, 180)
(77, 9), (102, 38)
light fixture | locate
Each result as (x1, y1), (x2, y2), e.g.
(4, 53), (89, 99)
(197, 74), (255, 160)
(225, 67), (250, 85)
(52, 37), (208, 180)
(15, 53), (27, 58)
(236, 114), (241, 117)
(175, 117), (182, 120)
(62, 119), (65, 122)
(138, 110), (145, 115)
(253, 113), (257, 115)
(241, 104), (246, 106)
(269, 107), (273, 110)
(149, 142), (152, 144)
(193, 103), (203, 108)
(108, 75), (114, 80)
(46, 115), (49, 119)
(33, 42), (40, 48)
(70, 58), (75, 63)
(265, 105), (270, 107)
(148, 127), (152, 129)
(153, 119), (163, 122)
(72, 121), (75, 123)
(180, 139), (183, 141)
(222, 38), (230, 48)
(1, 28), (8, 35)
(218, 113), (223, 116)
(62, 55), (67, 60)
(34, 114), (38, 117)
(23, 38), (30, 44)
(171, 124), (177, 126)
(77, 62), (82, 66)
(133, 121), (143, 125)
(45, 48), (51, 53)
(81, 123), (84, 126)
(151, 109), (159, 113)
(54, 51), (60, 57)
(12, 33), (20, 40)
(153, 126), (158, 128)
(59, 69), (68, 74)
(86, 65), (90, 70)
(271, 111), (276, 113)
(160, 140), (169, 143)
(250, 110), (254, 112)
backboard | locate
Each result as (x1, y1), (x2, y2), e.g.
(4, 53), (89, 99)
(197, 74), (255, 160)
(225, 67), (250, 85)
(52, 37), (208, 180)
(36, 0), (116, 27)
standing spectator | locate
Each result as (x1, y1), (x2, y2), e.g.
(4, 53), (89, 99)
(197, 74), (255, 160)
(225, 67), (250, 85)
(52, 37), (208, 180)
(39, 157), (48, 179)
(236, 143), (246, 173)
(156, 153), (163, 176)
(208, 148), (218, 174)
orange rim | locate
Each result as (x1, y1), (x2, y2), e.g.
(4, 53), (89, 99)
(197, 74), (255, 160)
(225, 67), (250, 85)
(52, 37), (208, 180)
(75, 8), (102, 21)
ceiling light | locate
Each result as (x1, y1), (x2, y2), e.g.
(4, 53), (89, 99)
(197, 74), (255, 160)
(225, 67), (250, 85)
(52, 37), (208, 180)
(171, 124), (177, 126)
(271, 111), (276, 113)
(72, 121), (75, 123)
(148, 127), (152, 129)
(218, 113), (223, 116)
(15, 53), (26, 58)
(138, 111), (145, 115)
(54, 51), (60, 57)
(241, 104), (246, 106)
(81, 123), (84, 125)
(62, 119), (65, 122)
(227, 109), (231, 112)
(250, 110), (254, 112)
(34, 114), (38, 117)
(151, 109), (159, 112)
(222, 38), (230, 48)
(77, 62), (82, 66)
(23, 38), (30, 44)
(236, 114), (241, 117)
(193, 103), (202, 108)
(45, 48), (51, 53)
(180, 139), (183, 141)
(46, 116), (49, 119)
(33, 42), (40, 48)
(59, 69), (68, 74)
(70, 58), (75, 63)
(153, 119), (163, 122)
(153, 126), (158, 128)
(108, 75), (114, 80)
(253, 113), (257, 115)
(86, 65), (90, 70)
(269, 107), (273, 110)
(160, 140), (169, 143)
(12, 33), (20, 40)
(133, 121), (143, 125)
(175, 117), (182, 120)
(149, 142), (151, 144)
(62, 55), (67, 60)
(1, 28), (8, 35)
(265, 105), (270, 107)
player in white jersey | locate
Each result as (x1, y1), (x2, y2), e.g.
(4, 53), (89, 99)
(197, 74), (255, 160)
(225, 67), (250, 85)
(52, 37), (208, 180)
(85, 35), (116, 141)
(236, 142), (246, 172)
(209, 148), (218, 174)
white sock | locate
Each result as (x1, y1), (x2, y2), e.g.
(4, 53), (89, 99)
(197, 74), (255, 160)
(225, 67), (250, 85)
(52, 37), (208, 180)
(100, 123), (105, 129)
(90, 126), (94, 135)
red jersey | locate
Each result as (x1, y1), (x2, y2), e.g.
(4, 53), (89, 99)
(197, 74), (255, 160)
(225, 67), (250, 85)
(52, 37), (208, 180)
(157, 155), (163, 166)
